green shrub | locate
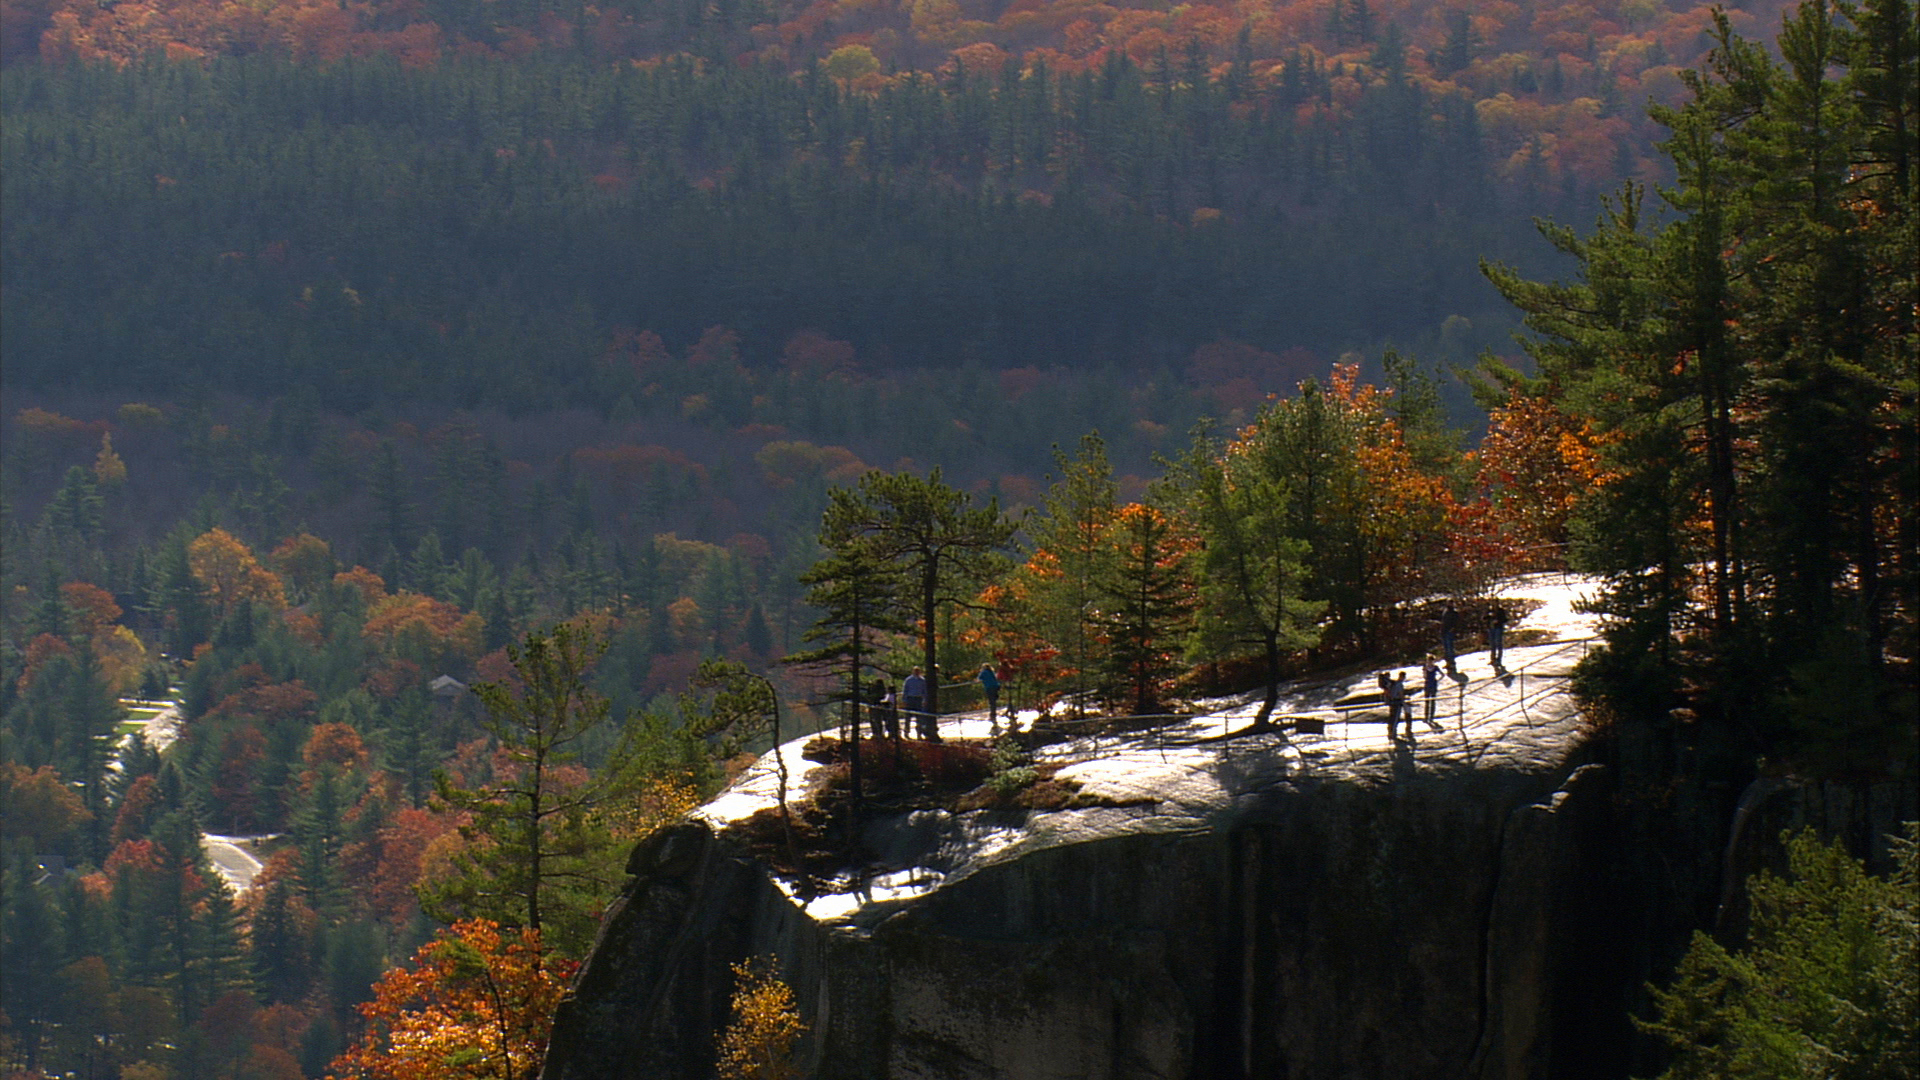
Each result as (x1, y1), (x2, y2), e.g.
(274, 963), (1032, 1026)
(1638, 824), (1919, 1079)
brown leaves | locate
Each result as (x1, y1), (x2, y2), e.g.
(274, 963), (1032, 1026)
(1469, 389), (1607, 555)
(189, 528), (288, 618)
(362, 592), (484, 668)
(0, 762), (92, 846)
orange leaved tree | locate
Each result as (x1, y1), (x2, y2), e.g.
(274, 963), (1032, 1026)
(1469, 388), (1609, 565)
(189, 528), (288, 618)
(328, 919), (575, 1080)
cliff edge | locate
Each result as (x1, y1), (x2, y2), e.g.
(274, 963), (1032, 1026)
(542, 576), (1627, 1080)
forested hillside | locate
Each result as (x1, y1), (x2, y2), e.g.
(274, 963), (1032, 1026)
(7, 51), (1544, 406)
(4, 0), (1806, 403)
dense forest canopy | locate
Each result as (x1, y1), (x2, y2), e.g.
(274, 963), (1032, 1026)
(4, 0), (1810, 406)
(6, 50), (1554, 408)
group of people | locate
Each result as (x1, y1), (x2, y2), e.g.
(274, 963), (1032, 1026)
(864, 663), (1004, 744)
(859, 601), (1514, 747)
(1437, 600), (1509, 673)
(1379, 600), (1513, 742)
(1377, 660), (1445, 741)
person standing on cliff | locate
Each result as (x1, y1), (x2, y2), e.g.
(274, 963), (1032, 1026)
(1421, 655), (1442, 731)
(1439, 601), (1460, 672)
(903, 667), (932, 740)
(1487, 603), (1509, 670)
(870, 678), (895, 742)
(977, 663), (1002, 734)
(1379, 672), (1403, 740)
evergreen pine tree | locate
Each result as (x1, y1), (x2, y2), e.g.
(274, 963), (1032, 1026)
(1642, 827), (1920, 1076)
(1095, 504), (1197, 716)
(744, 603), (773, 657)
(423, 623), (640, 957)
(1174, 423), (1326, 729)
(250, 878), (310, 1004)
(820, 468), (1015, 722)
(1024, 434), (1118, 716)
(408, 532), (449, 598)
(369, 440), (413, 557)
(786, 542), (909, 814)
(386, 685), (436, 808)
(0, 849), (64, 1071)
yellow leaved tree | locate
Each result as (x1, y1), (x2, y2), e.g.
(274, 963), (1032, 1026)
(716, 957), (806, 1080)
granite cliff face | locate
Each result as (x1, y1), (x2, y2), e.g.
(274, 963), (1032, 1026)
(541, 579), (1640, 1080)
(542, 753), (1621, 1080)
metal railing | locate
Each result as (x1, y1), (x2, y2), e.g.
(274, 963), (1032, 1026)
(1015, 634), (1597, 768)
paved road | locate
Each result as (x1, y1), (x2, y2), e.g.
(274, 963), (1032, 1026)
(119, 696), (269, 895)
(203, 834), (266, 893)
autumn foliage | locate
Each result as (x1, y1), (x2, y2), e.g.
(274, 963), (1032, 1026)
(0, 761), (91, 846)
(328, 920), (575, 1080)
(1466, 388), (1609, 562)
(271, 532), (337, 598)
(60, 581), (121, 635)
(716, 957), (806, 1080)
(189, 528), (288, 617)
(362, 592), (485, 668)
(334, 565), (390, 605)
(4, 0), (1799, 203)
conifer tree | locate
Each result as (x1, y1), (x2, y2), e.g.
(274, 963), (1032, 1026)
(298, 767), (350, 918)
(1095, 503), (1196, 716)
(1026, 434), (1118, 717)
(786, 542), (908, 813)
(1482, 0), (1916, 763)
(1642, 826), (1919, 1077)
(45, 466), (103, 547)
(250, 878), (311, 1005)
(1, 849), (63, 1070)
(821, 469), (1015, 723)
(368, 441), (413, 558)
(1176, 423), (1326, 729)
(423, 622), (637, 957)
(385, 685), (436, 808)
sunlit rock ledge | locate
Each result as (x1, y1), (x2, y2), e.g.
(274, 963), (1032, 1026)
(690, 573), (1600, 932)
(543, 575), (1618, 1080)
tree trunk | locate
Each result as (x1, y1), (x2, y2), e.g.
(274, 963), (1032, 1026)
(848, 610), (863, 823)
(527, 751), (543, 936)
(1255, 631), (1280, 728)
(921, 559), (940, 737)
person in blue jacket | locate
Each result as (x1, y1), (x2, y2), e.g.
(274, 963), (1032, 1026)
(977, 663), (1002, 733)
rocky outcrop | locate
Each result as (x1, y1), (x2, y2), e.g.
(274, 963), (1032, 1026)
(543, 578), (1914, 1080)
(542, 740), (1627, 1079)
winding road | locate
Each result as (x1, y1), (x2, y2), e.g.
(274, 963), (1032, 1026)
(119, 695), (269, 893)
